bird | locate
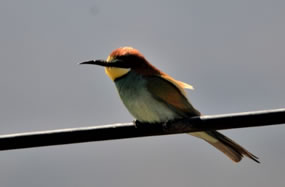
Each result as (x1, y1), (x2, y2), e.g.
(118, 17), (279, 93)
(80, 46), (259, 163)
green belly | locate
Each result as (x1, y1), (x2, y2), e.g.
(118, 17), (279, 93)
(114, 72), (181, 123)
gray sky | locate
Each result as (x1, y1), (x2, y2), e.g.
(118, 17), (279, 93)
(0, 0), (285, 186)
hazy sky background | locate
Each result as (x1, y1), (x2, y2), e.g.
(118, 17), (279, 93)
(0, 0), (285, 186)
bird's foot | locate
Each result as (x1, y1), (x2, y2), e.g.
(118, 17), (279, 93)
(133, 120), (143, 128)
(162, 121), (168, 129)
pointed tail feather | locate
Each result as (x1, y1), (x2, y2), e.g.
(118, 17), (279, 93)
(189, 131), (259, 163)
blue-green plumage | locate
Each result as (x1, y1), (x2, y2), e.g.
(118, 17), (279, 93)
(115, 71), (182, 123)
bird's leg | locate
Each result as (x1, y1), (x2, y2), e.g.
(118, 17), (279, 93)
(133, 120), (143, 128)
(162, 121), (169, 129)
(134, 120), (164, 129)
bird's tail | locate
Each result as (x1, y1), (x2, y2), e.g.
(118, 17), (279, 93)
(189, 131), (259, 163)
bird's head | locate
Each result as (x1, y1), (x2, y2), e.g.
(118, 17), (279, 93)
(81, 47), (156, 80)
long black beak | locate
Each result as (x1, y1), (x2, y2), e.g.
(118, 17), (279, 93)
(80, 60), (129, 68)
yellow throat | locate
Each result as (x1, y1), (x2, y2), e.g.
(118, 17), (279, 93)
(104, 56), (130, 80)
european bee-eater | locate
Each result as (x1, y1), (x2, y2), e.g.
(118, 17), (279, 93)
(81, 46), (259, 163)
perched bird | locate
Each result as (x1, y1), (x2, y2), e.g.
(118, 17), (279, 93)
(81, 46), (259, 163)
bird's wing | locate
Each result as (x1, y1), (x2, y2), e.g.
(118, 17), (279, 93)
(160, 75), (194, 96)
(146, 76), (200, 117)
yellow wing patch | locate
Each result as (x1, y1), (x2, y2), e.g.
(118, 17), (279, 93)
(177, 81), (194, 90)
(160, 75), (194, 97)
